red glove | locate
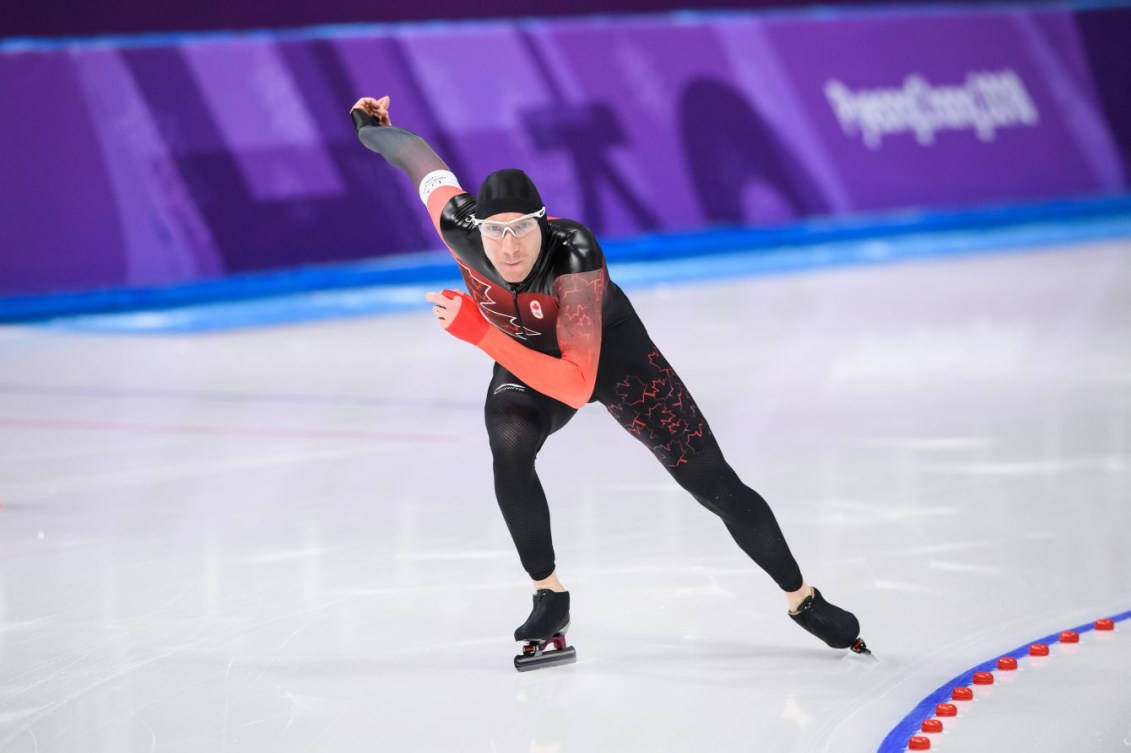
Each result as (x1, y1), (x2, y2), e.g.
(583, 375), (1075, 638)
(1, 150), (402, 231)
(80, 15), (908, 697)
(440, 289), (489, 345)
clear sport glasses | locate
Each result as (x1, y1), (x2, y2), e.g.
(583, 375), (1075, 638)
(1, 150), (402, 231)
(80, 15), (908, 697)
(473, 207), (546, 240)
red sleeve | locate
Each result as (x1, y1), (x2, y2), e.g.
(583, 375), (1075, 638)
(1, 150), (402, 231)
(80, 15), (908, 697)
(473, 269), (606, 409)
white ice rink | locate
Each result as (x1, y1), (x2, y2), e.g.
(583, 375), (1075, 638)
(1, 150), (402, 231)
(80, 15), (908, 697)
(2, 238), (1130, 752)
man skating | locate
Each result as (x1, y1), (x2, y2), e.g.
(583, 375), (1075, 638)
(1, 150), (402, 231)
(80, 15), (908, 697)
(350, 95), (868, 670)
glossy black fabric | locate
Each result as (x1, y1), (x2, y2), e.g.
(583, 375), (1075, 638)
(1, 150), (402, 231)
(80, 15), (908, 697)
(440, 192), (635, 355)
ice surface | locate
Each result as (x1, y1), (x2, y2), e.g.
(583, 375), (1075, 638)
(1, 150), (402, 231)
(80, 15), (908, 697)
(1, 240), (1129, 752)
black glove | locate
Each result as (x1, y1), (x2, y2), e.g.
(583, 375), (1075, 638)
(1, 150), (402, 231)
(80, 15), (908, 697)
(350, 108), (382, 134)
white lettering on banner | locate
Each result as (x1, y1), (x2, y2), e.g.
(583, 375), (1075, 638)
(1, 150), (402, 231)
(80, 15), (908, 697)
(824, 71), (1039, 149)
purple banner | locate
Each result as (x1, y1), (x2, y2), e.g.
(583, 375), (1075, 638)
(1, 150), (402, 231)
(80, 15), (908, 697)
(2, 1), (913, 40)
(1, 7), (1128, 297)
(763, 12), (1122, 209)
(1074, 7), (1131, 186)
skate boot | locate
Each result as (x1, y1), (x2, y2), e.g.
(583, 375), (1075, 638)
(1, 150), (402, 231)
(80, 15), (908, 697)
(513, 589), (576, 672)
(789, 587), (871, 655)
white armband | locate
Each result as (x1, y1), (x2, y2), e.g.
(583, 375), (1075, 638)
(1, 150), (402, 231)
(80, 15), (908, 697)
(418, 170), (462, 205)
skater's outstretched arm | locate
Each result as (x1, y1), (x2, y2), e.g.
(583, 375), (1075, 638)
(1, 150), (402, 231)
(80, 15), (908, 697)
(350, 96), (465, 235)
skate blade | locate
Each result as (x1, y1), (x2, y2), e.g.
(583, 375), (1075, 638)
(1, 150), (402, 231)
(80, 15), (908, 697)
(850, 638), (875, 657)
(514, 646), (577, 672)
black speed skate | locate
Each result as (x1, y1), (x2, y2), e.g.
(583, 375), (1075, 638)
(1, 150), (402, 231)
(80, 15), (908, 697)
(513, 589), (576, 672)
(790, 587), (871, 655)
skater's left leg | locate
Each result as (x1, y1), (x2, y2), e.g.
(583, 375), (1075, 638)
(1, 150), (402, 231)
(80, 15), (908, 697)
(592, 320), (864, 651)
(593, 326), (805, 600)
(624, 410), (808, 600)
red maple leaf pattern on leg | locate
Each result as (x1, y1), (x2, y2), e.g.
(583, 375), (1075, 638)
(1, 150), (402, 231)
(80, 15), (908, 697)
(606, 348), (710, 468)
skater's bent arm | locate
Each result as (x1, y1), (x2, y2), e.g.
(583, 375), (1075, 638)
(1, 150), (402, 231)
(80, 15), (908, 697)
(427, 286), (601, 409)
(475, 269), (605, 408)
(350, 96), (464, 232)
(429, 228), (608, 408)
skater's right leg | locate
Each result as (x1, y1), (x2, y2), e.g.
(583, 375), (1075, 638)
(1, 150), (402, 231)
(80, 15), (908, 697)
(513, 588), (576, 671)
(533, 570), (566, 593)
(485, 364), (577, 587)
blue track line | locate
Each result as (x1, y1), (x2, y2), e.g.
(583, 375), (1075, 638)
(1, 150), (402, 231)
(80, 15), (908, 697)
(876, 608), (1131, 753)
(15, 199), (1130, 334)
